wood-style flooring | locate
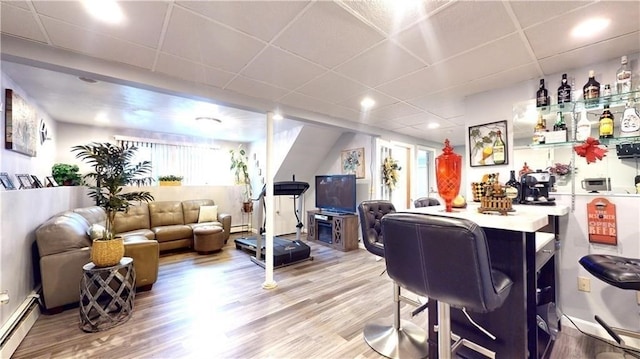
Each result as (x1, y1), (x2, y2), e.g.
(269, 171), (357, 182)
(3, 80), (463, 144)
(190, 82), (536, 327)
(12, 233), (629, 358)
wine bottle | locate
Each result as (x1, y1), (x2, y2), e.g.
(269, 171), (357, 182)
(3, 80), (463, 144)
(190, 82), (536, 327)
(616, 55), (632, 98)
(493, 130), (505, 165)
(505, 170), (520, 204)
(598, 105), (614, 139)
(557, 73), (572, 106)
(536, 79), (549, 108)
(583, 70), (600, 108)
(553, 111), (568, 142)
(576, 110), (591, 141)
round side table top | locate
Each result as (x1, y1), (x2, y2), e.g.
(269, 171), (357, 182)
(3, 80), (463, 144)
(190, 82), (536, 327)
(83, 257), (133, 271)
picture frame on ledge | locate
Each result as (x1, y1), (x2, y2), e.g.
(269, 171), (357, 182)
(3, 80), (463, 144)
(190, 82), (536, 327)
(0, 172), (16, 190)
(31, 175), (44, 188)
(468, 120), (508, 167)
(16, 174), (33, 189)
(45, 176), (58, 187)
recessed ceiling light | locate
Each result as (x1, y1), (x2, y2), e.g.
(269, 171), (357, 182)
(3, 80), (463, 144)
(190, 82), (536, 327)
(571, 17), (610, 38)
(82, 0), (124, 24)
(427, 123), (440, 129)
(195, 117), (222, 123)
(78, 76), (98, 84)
(360, 97), (375, 109)
(273, 114), (283, 120)
(95, 112), (109, 123)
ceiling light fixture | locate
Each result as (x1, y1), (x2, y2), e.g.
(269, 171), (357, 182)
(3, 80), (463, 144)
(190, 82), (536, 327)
(360, 97), (375, 109)
(78, 76), (98, 84)
(273, 114), (283, 120)
(571, 17), (610, 38)
(195, 117), (222, 123)
(427, 123), (440, 129)
(82, 0), (124, 24)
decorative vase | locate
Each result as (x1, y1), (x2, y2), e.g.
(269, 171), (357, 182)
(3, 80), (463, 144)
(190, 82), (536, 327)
(436, 139), (462, 212)
(91, 237), (125, 267)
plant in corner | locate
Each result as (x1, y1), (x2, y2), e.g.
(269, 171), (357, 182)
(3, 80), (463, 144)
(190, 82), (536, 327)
(51, 163), (82, 186)
(229, 145), (253, 213)
(72, 142), (154, 267)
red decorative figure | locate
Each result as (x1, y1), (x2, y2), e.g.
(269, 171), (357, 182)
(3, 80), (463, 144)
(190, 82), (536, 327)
(436, 139), (462, 212)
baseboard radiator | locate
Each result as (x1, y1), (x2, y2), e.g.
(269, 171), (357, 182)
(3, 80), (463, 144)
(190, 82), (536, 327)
(0, 288), (41, 358)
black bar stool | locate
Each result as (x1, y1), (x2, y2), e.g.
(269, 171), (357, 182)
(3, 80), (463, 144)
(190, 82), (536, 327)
(357, 200), (428, 359)
(382, 213), (513, 359)
(580, 254), (640, 359)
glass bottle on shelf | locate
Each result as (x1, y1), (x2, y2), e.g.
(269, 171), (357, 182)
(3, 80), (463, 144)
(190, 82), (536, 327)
(505, 170), (520, 204)
(603, 84), (612, 103)
(620, 101), (640, 137)
(553, 111), (568, 142)
(533, 114), (547, 144)
(616, 55), (632, 98)
(598, 104), (614, 139)
(493, 130), (506, 165)
(557, 73), (572, 107)
(583, 70), (600, 108)
(576, 110), (591, 141)
(536, 79), (549, 108)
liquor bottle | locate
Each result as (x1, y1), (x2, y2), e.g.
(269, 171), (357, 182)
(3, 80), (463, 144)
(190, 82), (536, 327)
(616, 55), (632, 98)
(583, 70), (600, 107)
(493, 130), (505, 165)
(620, 101), (640, 137)
(536, 79), (549, 108)
(598, 105), (614, 139)
(505, 170), (520, 204)
(553, 111), (568, 142)
(557, 73), (572, 106)
(533, 114), (547, 144)
(603, 84), (612, 103)
(576, 110), (591, 141)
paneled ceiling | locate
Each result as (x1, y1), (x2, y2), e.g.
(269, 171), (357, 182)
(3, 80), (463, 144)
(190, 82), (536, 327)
(1, 1), (639, 145)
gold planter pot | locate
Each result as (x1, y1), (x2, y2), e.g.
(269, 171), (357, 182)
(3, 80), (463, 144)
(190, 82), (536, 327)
(159, 181), (182, 186)
(91, 237), (125, 267)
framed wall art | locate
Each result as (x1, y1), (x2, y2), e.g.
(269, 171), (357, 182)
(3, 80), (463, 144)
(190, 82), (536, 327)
(5, 89), (38, 157)
(468, 120), (508, 167)
(341, 147), (365, 179)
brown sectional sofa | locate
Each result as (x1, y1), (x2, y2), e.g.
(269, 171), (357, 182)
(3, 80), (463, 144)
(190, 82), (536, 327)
(35, 199), (230, 312)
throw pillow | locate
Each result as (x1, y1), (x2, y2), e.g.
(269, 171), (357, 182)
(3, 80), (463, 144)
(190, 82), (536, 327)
(198, 205), (218, 223)
(87, 224), (106, 240)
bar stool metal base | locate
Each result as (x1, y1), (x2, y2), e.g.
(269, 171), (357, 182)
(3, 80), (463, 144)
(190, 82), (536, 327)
(363, 320), (428, 359)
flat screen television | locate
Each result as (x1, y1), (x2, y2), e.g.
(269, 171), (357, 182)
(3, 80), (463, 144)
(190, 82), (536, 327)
(315, 174), (357, 214)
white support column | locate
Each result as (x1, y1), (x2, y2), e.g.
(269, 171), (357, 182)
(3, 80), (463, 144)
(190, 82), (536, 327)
(263, 111), (277, 289)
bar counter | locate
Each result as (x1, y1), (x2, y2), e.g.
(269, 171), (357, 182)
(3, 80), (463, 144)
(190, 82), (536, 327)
(402, 203), (569, 359)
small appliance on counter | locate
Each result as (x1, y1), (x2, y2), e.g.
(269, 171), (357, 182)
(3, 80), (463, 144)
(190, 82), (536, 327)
(520, 170), (556, 205)
(581, 177), (611, 193)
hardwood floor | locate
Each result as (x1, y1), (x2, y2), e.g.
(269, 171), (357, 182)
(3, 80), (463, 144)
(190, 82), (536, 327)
(12, 234), (628, 358)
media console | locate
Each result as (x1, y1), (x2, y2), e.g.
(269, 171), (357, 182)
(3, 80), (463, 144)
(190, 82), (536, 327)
(306, 210), (358, 252)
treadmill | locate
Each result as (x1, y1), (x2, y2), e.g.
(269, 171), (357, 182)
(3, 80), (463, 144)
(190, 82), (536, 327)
(234, 180), (312, 268)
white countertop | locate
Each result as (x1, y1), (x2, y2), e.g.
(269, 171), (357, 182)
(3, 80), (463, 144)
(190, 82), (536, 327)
(512, 203), (570, 216)
(404, 204), (552, 233)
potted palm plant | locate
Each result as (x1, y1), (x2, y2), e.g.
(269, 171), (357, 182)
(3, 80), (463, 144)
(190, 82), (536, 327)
(72, 142), (154, 267)
(229, 145), (253, 213)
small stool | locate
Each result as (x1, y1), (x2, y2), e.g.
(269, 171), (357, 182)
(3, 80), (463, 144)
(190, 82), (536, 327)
(193, 225), (224, 254)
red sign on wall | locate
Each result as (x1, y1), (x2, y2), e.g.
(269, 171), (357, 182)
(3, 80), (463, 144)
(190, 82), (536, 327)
(587, 198), (617, 245)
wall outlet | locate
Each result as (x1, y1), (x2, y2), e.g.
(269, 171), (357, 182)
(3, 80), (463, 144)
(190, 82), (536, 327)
(578, 276), (591, 292)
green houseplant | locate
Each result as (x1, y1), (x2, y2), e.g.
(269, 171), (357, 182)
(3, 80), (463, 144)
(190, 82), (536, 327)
(229, 145), (253, 212)
(72, 142), (154, 266)
(158, 175), (183, 186)
(52, 163), (82, 186)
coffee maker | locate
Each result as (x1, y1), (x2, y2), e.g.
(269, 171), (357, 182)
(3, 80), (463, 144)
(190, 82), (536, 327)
(520, 170), (556, 205)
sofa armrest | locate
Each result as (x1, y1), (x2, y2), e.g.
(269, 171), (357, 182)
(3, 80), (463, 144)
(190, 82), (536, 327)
(40, 248), (91, 310)
(217, 213), (231, 241)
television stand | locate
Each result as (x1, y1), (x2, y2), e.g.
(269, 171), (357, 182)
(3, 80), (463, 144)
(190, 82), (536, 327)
(307, 210), (358, 251)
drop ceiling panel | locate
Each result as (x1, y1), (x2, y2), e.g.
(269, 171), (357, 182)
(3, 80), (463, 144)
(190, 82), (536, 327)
(368, 102), (423, 122)
(40, 17), (157, 69)
(32, 1), (168, 48)
(538, 32), (640, 75)
(408, 92), (466, 119)
(525, 1), (640, 60)
(241, 46), (326, 90)
(375, 66), (448, 100)
(296, 72), (369, 104)
(393, 1), (516, 64)
(334, 40), (425, 87)
(458, 63), (540, 98)
(225, 75), (291, 102)
(509, 1), (594, 29)
(175, 1), (308, 42)
(162, 7), (265, 73)
(4, 0), (29, 10)
(273, 1), (385, 68)
(338, 89), (397, 112)
(155, 53), (235, 88)
(0, 3), (48, 43)
(279, 91), (358, 121)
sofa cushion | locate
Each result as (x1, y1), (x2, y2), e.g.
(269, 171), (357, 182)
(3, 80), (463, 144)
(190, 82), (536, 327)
(117, 228), (155, 240)
(182, 199), (215, 224)
(87, 224), (106, 240)
(36, 212), (92, 256)
(152, 225), (193, 242)
(114, 203), (151, 233)
(198, 205), (218, 223)
(149, 201), (185, 227)
(72, 206), (106, 226)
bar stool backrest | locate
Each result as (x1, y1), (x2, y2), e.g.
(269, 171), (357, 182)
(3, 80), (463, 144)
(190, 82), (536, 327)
(357, 200), (395, 258)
